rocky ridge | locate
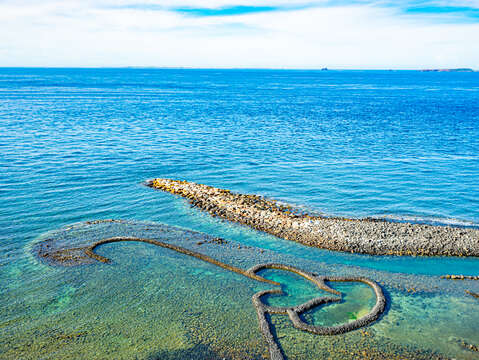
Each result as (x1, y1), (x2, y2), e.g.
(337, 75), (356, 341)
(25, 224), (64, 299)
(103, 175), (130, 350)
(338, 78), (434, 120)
(147, 178), (479, 257)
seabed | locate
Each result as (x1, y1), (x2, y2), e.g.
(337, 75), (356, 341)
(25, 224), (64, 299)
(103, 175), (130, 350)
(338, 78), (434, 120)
(34, 219), (386, 360)
(1, 182), (478, 359)
(0, 218), (472, 359)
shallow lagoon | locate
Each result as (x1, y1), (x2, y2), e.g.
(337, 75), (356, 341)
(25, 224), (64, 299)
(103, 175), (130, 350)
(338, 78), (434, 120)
(1, 68), (479, 359)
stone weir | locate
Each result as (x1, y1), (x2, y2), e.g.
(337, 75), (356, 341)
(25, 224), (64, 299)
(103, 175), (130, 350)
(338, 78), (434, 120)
(147, 179), (479, 257)
(34, 220), (387, 360)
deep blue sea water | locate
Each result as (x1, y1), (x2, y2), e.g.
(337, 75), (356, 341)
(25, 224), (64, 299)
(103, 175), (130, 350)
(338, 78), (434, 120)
(1, 68), (478, 359)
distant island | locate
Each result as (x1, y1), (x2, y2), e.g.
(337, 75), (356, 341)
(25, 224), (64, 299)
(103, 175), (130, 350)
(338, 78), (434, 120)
(420, 68), (475, 72)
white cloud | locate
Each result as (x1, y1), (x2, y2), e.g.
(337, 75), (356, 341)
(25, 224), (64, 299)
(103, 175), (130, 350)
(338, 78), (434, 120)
(0, 1), (478, 68)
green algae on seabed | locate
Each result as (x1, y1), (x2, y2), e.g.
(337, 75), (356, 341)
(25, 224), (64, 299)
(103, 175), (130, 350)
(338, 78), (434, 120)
(2, 242), (267, 359)
(303, 282), (377, 328)
(32, 221), (387, 360)
(1, 220), (478, 359)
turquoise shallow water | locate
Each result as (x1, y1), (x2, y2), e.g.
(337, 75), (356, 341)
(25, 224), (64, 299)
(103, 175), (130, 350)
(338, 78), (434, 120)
(1, 68), (478, 359)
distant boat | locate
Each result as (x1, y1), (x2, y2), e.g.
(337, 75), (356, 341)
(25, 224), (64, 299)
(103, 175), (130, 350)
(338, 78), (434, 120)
(420, 68), (475, 72)
(320, 67), (328, 71)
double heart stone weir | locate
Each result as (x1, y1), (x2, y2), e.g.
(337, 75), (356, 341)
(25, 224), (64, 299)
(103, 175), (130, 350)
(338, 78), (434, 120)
(248, 263), (386, 360)
(36, 231), (386, 360)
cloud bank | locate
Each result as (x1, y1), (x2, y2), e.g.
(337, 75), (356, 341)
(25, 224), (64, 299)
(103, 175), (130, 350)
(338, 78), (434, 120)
(0, 0), (478, 68)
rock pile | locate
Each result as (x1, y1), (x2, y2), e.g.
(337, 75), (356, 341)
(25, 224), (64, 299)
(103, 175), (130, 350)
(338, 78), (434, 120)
(441, 275), (479, 280)
(147, 178), (479, 257)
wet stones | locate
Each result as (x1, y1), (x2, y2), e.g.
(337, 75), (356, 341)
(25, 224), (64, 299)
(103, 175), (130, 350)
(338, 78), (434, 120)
(441, 275), (479, 280)
(34, 238), (96, 266)
(465, 290), (479, 300)
(196, 237), (228, 246)
(147, 178), (479, 258)
(460, 340), (479, 352)
(247, 263), (386, 360)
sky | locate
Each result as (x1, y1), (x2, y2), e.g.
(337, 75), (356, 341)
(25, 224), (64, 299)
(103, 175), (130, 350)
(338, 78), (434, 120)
(0, 0), (478, 69)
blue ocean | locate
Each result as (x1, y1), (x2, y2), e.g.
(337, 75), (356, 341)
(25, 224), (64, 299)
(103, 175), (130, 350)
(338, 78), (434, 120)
(1, 68), (478, 359)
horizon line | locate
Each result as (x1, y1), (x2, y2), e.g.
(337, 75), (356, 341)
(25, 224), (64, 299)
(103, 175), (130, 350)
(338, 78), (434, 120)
(0, 66), (476, 72)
